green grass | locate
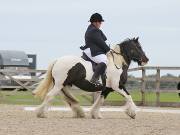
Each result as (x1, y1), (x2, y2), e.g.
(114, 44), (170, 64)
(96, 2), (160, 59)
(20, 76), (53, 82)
(0, 90), (179, 105)
(0, 91), (93, 105)
(107, 91), (180, 102)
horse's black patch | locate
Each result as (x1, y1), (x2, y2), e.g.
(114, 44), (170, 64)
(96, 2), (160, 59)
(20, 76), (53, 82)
(63, 63), (86, 86)
(119, 85), (130, 95)
(63, 62), (103, 92)
(119, 65), (128, 87)
(101, 87), (114, 99)
(177, 82), (180, 90)
(119, 65), (130, 95)
(177, 82), (180, 97)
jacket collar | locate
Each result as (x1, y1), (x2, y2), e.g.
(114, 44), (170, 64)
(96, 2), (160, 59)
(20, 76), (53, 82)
(89, 23), (99, 30)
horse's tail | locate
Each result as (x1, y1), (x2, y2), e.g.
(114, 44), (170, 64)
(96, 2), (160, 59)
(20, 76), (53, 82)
(32, 60), (57, 100)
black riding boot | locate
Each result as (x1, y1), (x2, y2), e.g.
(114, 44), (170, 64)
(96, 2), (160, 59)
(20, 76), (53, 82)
(90, 62), (107, 85)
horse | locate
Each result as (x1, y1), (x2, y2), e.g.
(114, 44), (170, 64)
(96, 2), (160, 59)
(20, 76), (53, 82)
(33, 37), (149, 119)
(177, 82), (180, 97)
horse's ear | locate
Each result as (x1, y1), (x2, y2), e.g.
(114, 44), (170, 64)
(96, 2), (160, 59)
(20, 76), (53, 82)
(135, 37), (139, 42)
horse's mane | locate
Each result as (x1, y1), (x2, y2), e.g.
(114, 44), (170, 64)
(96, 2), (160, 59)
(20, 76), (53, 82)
(110, 38), (135, 66)
(108, 39), (132, 66)
(112, 38), (132, 51)
(117, 38), (133, 46)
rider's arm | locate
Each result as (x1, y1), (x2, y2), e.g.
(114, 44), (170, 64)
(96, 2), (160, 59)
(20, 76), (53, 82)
(91, 29), (110, 53)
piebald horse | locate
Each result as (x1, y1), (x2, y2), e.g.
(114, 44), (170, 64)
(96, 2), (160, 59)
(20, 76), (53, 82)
(33, 37), (149, 119)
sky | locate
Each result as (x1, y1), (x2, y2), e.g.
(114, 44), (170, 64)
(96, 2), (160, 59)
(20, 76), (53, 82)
(0, 0), (179, 75)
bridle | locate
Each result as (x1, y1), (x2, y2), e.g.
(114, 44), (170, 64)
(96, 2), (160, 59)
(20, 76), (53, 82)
(110, 42), (144, 69)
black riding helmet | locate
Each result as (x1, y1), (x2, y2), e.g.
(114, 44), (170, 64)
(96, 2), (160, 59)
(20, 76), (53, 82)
(89, 13), (104, 22)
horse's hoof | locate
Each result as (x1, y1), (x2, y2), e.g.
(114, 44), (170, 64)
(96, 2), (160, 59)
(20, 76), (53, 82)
(91, 112), (103, 119)
(73, 112), (86, 118)
(92, 115), (103, 119)
(76, 114), (86, 118)
(36, 106), (48, 118)
(125, 111), (136, 119)
(36, 114), (47, 118)
(131, 115), (136, 119)
(80, 114), (86, 118)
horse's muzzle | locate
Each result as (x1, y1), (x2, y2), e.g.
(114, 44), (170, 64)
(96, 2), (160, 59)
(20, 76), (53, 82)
(141, 55), (149, 65)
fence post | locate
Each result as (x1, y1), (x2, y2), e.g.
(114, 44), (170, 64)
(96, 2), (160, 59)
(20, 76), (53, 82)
(141, 67), (146, 105)
(156, 68), (160, 106)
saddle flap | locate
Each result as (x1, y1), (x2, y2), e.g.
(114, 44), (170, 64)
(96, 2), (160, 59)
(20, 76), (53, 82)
(81, 52), (97, 72)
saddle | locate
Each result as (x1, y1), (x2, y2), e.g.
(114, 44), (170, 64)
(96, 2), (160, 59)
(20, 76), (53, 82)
(81, 52), (97, 72)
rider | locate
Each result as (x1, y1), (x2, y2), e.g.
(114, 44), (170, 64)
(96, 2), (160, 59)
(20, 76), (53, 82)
(81, 13), (110, 85)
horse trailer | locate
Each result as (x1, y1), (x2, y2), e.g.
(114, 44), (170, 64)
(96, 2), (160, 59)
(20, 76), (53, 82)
(0, 50), (37, 90)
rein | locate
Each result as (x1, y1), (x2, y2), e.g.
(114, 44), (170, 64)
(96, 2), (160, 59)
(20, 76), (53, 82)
(110, 49), (121, 55)
(110, 49), (122, 70)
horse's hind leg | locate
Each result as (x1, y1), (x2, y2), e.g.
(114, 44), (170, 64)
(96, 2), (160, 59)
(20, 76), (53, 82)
(62, 86), (85, 118)
(36, 85), (61, 118)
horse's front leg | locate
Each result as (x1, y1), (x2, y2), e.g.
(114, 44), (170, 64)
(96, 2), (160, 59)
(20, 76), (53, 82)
(90, 87), (113, 119)
(90, 93), (104, 119)
(113, 85), (137, 119)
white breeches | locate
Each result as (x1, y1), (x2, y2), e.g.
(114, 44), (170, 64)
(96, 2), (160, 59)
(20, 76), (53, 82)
(84, 48), (108, 65)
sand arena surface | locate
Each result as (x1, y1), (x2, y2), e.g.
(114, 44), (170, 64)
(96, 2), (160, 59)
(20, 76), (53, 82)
(0, 105), (180, 135)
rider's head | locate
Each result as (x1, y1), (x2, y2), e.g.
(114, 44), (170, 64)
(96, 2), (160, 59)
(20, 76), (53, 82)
(89, 13), (104, 29)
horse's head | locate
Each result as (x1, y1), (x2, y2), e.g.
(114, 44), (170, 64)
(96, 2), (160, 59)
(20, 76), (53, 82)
(119, 37), (149, 66)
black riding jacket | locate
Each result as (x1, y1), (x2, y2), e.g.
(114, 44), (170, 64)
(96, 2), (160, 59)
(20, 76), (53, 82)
(81, 24), (110, 57)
